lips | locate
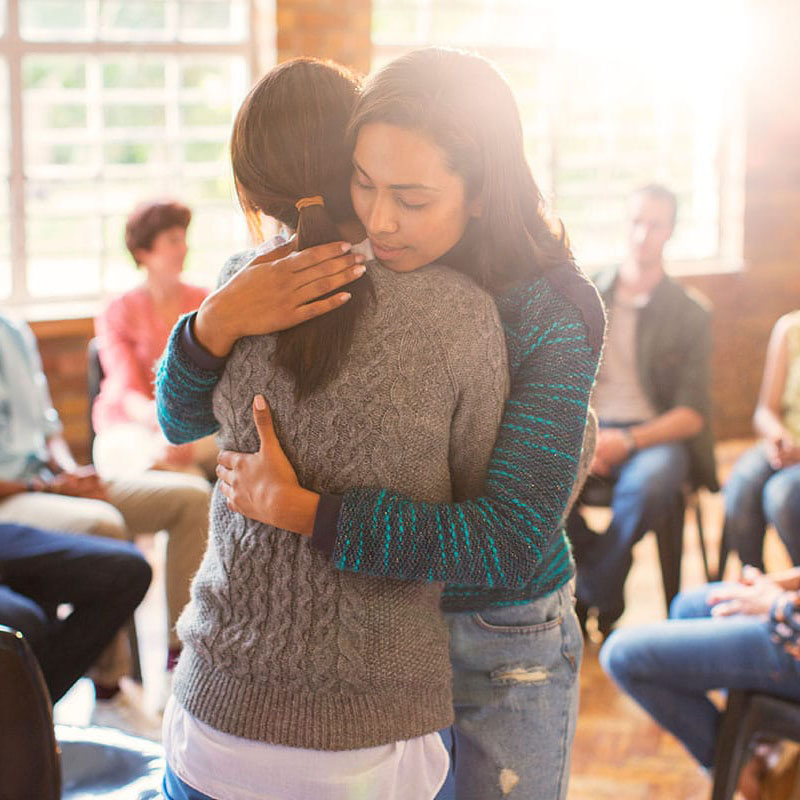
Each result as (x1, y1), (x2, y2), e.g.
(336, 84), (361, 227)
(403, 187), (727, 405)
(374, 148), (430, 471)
(370, 239), (407, 260)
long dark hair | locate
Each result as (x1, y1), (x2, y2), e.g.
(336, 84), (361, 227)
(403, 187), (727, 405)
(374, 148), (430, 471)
(349, 48), (573, 293)
(231, 57), (372, 399)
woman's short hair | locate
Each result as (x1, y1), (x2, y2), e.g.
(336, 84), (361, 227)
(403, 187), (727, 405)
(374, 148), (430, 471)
(125, 200), (192, 265)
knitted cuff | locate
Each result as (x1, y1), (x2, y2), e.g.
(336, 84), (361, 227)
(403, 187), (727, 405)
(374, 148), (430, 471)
(310, 494), (344, 558)
(180, 312), (228, 372)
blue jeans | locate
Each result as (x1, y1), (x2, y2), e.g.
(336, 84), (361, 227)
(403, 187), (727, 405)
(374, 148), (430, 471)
(567, 438), (689, 622)
(600, 583), (800, 768)
(445, 582), (582, 800)
(723, 443), (800, 570)
(0, 523), (151, 702)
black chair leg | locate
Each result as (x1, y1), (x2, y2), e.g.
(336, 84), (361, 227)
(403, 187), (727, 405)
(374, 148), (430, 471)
(713, 691), (754, 800)
(695, 498), (713, 582)
(717, 520), (730, 583)
(656, 494), (686, 614)
(128, 618), (142, 684)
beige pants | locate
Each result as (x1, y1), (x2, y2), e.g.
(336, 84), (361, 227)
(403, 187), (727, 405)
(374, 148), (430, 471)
(0, 470), (211, 681)
(93, 425), (218, 483)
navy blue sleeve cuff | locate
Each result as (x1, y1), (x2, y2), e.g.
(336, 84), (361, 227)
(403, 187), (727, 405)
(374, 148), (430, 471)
(310, 494), (344, 558)
(181, 312), (228, 372)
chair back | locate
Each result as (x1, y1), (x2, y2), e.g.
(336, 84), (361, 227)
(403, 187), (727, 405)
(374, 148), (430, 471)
(0, 625), (61, 799)
(87, 337), (104, 455)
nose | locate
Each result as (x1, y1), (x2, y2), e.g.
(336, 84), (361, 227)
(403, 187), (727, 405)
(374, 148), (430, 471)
(365, 192), (399, 235)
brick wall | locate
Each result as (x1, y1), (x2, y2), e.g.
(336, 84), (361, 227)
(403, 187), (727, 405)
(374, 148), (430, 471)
(32, 0), (800, 457)
(680, 0), (800, 438)
(275, 0), (371, 74)
(31, 318), (94, 465)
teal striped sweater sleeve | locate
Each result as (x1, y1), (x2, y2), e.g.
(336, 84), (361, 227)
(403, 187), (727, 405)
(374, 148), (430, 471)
(155, 313), (222, 444)
(326, 270), (604, 595)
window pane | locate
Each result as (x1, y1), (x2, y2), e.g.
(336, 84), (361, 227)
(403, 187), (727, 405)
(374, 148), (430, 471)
(100, 0), (171, 42)
(21, 51), (250, 300)
(179, 0), (248, 42)
(20, 0), (93, 42)
(103, 61), (165, 90)
(26, 215), (102, 297)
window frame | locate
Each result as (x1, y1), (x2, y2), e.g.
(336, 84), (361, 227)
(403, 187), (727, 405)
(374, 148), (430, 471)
(1, 0), (264, 314)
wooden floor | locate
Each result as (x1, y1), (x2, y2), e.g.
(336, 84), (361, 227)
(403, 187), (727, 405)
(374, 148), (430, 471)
(55, 438), (795, 797)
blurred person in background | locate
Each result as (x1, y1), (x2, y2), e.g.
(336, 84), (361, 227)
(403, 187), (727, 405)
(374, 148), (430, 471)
(566, 184), (718, 637)
(0, 521), (151, 704)
(602, 565), (800, 800)
(0, 309), (209, 702)
(722, 311), (800, 571)
(93, 200), (216, 481)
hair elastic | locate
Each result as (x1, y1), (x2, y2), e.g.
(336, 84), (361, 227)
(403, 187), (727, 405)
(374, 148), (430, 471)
(295, 195), (324, 211)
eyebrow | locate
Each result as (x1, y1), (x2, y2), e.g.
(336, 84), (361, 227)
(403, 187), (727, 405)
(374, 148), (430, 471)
(353, 159), (440, 192)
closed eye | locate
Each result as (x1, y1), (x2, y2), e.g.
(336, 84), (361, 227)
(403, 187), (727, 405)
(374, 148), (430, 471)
(397, 198), (427, 210)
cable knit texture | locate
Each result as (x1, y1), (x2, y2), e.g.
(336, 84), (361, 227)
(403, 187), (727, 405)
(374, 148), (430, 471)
(155, 261), (604, 613)
(173, 250), (508, 750)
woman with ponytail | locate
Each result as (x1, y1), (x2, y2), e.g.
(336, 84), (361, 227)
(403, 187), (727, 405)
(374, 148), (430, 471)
(160, 57), (509, 800)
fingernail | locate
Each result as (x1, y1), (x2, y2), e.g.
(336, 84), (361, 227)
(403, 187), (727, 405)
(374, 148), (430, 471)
(339, 292), (352, 302)
(354, 265), (366, 276)
(340, 242), (351, 252)
(254, 394), (266, 410)
(354, 253), (366, 263)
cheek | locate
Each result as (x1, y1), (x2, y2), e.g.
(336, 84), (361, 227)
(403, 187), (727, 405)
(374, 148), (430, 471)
(419, 206), (469, 254)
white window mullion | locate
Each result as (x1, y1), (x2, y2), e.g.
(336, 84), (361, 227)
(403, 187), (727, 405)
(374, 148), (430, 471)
(87, 55), (104, 287)
(166, 54), (181, 195)
(7, 0), (26, 302)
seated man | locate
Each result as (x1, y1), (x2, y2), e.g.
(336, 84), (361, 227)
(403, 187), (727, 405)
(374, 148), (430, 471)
(0, 310), (211, 697)
(567, 184), (718, 636)
(0, 522), (151, 703)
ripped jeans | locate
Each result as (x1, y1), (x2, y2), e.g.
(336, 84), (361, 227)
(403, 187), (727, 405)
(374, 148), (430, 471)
(444, 582), (583, 800)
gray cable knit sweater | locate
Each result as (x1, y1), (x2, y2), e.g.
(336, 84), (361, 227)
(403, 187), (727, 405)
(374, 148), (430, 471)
(173, 251), (509, 751)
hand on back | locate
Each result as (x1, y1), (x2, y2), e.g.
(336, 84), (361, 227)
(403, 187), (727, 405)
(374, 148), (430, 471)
(194, 240), (367, 358)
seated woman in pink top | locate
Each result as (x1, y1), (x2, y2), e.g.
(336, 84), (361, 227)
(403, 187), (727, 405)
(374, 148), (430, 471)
(93, 200), (216, 480)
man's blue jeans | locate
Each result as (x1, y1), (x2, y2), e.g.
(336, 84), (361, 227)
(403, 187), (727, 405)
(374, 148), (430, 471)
(0, 523), (151, 702)
(723, 443), (800, 570)
(567, 438), (689, 622)
(445, 582), (583, 800)
(600, 583), (800, 768)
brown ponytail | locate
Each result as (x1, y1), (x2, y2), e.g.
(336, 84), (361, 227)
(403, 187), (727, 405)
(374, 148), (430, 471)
(231, 58), (373, 399)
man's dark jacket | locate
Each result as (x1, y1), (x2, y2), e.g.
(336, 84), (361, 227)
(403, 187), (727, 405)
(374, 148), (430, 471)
(593, 266), (719, 492)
